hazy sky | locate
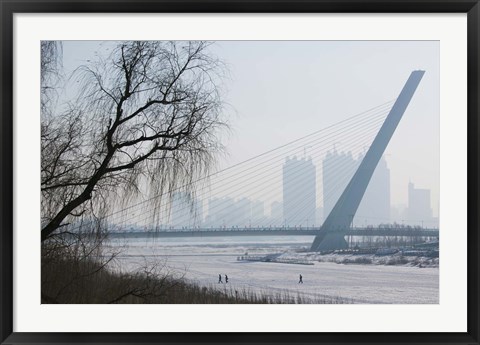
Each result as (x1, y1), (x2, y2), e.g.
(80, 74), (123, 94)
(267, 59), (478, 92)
(60, 40), (439, 215)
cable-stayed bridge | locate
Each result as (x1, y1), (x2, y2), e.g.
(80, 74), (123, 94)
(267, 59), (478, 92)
(77, 71), (434, 251)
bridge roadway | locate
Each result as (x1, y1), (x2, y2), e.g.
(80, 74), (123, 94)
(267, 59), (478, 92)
(110, 227), (439, 238)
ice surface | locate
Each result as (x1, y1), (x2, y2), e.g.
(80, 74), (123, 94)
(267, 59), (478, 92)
(106, 236), (439, 304)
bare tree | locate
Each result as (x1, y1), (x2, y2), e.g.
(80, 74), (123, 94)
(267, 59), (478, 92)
(41, 41), (227, 242)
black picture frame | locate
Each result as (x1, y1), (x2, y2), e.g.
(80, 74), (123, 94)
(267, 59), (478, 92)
(1, 1), (479, 344)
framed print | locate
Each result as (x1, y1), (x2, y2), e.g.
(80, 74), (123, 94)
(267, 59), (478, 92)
(0, 1), (479, 344)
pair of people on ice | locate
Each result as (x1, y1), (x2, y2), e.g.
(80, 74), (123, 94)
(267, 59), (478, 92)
(218, 274), (302, 284)
(218, 274), (229, 283)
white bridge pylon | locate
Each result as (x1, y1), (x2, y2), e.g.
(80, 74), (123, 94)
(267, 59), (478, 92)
(310, 70), (426, 252)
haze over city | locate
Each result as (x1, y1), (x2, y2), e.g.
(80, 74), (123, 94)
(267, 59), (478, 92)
(60, 40), (439, 221)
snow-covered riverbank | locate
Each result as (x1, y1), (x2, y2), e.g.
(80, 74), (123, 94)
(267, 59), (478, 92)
(107, 235), (439, 304)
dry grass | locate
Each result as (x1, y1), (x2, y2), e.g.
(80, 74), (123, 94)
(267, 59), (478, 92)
(42, 244), (347, 304)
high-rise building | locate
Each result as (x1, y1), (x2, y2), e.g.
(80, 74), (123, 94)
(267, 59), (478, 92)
(408, 182), (432, 227)
(356, 155), (390, 225)
(206, 197), (235, 227)
(283, 156), (316, 226)
(322, 150), (390, 226)
(322, 150), (358, 220)
(234, 197), (251, 227)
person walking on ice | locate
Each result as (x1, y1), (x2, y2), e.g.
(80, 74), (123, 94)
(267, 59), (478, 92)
(225, 274), (229, 284)
(298, 274), (303, 284)
(218, 274), (223, 283)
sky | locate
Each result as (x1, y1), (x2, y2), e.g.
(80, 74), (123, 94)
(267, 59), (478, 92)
(60, 40), (439, 217)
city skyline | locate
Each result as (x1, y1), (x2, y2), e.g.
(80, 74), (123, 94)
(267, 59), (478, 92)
(160, 152), (435, 229)
(60, 41), (439, 211)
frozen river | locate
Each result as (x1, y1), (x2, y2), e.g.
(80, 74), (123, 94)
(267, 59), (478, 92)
(107, 235), (439, 304)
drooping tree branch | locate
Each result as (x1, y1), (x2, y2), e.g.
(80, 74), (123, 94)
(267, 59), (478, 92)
(41, 41), (227, 241)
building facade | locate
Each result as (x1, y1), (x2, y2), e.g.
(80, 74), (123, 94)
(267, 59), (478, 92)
(356, 155), (390, 225)
(322, 150), (390, 226)
(408, 182), (432, 227)
(322, 150), (358, 221)
(283, 156), (316, 227)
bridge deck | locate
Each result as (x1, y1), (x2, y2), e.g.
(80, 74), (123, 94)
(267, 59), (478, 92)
(109, 228), (439, 238)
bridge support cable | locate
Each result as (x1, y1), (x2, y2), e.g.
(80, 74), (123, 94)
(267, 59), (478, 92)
(63, 99), (398, 235)
(108, 113), (389, 231)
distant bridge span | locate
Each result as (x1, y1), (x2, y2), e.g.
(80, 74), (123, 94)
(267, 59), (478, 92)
(110, 227), (439, 238)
